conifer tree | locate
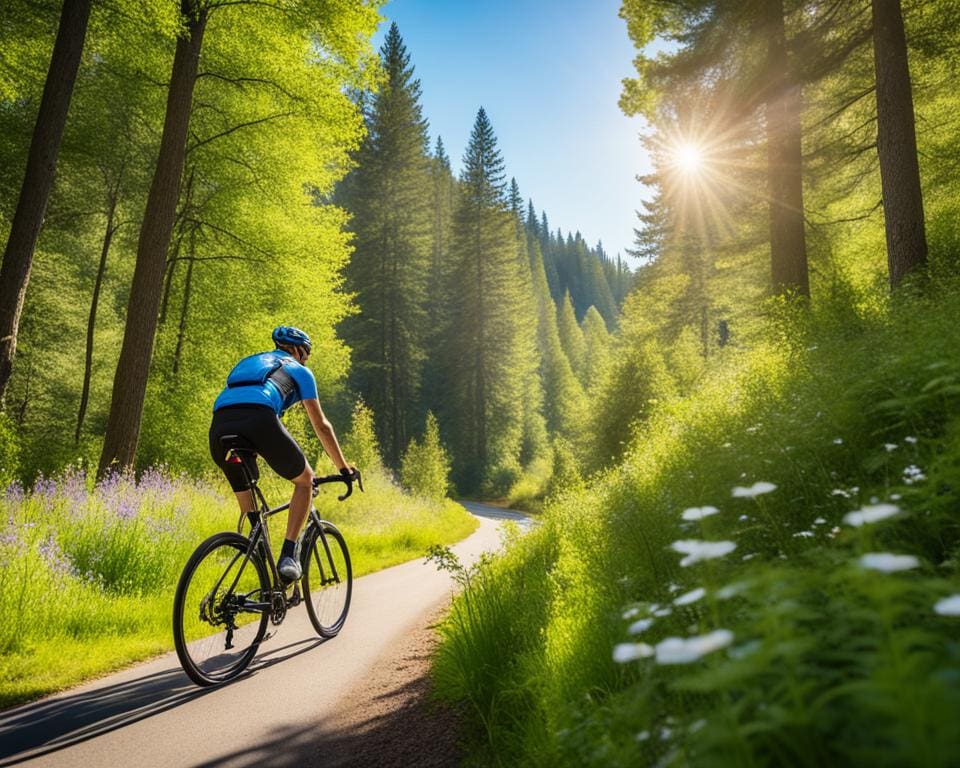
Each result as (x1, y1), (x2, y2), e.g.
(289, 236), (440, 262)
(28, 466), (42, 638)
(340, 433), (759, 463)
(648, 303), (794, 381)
(437, 108), (536, 492)
(557, 290), (587, 381)
(339, 22), (432, 466)
(581, 306), (612, 388)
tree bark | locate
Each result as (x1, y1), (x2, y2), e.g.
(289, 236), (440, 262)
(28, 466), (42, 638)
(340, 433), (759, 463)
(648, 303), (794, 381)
(872, 0), (927, 288)
(76, 174), (122, 444)
(98, 1), (207, 477)
(766, 0), (809, 297)
(0, 0), (93, 403)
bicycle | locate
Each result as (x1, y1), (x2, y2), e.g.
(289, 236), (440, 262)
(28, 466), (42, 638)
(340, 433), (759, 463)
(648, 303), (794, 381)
(173, 433), (362, 686)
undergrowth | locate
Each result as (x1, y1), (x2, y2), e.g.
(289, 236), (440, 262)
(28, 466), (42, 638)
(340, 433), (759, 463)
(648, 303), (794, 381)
(433, 284), (960, 767)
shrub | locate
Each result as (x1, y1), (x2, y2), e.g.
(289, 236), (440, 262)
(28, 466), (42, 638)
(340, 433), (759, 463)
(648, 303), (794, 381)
(400, 412), (452, 500)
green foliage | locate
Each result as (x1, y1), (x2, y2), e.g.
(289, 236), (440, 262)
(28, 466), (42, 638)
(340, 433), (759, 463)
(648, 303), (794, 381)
(341, 400), (384, 478)
(400, 412), (452, 500)
(0, 412), (19, 487)
(436, 284), (960, 766)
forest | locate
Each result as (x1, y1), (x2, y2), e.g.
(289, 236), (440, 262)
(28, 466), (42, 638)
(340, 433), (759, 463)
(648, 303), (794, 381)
(3, 0), (960, 765)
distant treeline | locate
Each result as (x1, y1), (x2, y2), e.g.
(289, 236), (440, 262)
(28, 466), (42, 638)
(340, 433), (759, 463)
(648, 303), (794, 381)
(335, 23), (631, 494)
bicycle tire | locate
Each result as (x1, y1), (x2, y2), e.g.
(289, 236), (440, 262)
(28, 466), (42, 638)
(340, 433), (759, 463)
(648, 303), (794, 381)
(302, 522), (352, 637)
(173, 531), (270, 686)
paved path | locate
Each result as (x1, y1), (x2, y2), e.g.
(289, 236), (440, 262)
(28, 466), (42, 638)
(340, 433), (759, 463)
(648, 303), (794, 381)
(0, 502), (530, 767)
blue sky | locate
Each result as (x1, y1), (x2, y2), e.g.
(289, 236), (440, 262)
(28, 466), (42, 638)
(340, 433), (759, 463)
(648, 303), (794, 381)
(374, 0), (652, 262)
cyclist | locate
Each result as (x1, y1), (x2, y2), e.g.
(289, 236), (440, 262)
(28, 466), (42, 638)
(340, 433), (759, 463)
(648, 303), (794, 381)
(209, 325), (355, 582)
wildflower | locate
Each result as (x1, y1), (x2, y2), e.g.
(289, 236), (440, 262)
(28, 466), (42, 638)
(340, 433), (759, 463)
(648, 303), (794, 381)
(905, 436), (918, 445)
(682, 506), (719, 521)
(813, 517), (826, 525)
(884, 443), (898, 452)
(667, 583), (681, 593)
(689, 719), (706, 733)
(890, 493), (902, 501)
(903, 465), (926, 485)
(671, 539), (737, 566)
(843, 503), (900, 527)
(793, 531), (814, 538)
(628, 618), (654, 635)
(933, 595), (960, 616)
(831, 489), (850, 498)
(722, 442), (732, 448)
(833, 438), (843, 445)
(731, 481), (777, 498)
(660, 726), (673, 740)
(738, 514), (750, 521)
(613, 642), (654, 663)
(636, 731), (650, 742)
(829, 526), (841, 537)
(622, 607), (641, 620)
(653, 607), (673, 617)
(654, 629), (734, 665)
(674, 587), (706, 606)
(859, 553), (920, 572)
(716, 581), (746, 600)
(741, 553), (756, 561)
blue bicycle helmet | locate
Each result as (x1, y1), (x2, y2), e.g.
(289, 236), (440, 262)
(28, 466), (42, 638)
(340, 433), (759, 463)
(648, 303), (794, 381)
(272, 325), (312, 354)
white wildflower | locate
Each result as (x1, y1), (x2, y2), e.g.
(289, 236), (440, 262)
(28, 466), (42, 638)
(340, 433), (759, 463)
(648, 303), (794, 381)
(843, 503), (900, 527)
(905, 436), (918, 445)
(682, 506), (720, 521)
(689, 719), (706, 733)
(831, 489), (851, 498)
(833, 438), (844, 445)
(628, 618), (655, 635)
(741, 553), (756, 561)
(934, 595), (960, 616)
(622, 607), (640, 620)
(654, 629), (734, 665)
(793, 531), (814, 538)
(636, 730), (650, 742)
(660, 726), (673, 740)
(731, 481), (777, 499)
(890, 493), (902, 501)
(739, 514), (750, 521)
(613, 642), (655, 663)
(813, 517), (826, 525)
(716, 581), (747, 600)
(859, 552), (920, 572)
(671, 539), (737, 566)
(884, 443), (898, 452)
(829, 526), (841, 537)
(653, 607), (673, 617)
(674, 587), (706, 606)
(903, 465), (926, 485)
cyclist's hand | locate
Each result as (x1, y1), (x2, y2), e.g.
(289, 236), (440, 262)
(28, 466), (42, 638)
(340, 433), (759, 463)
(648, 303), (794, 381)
(340, 465), (363, 492)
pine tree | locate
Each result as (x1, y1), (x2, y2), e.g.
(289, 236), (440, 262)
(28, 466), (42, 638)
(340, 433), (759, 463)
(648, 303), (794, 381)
(557, 290), (587, 381)
(581, 306), (612, 389)
(339, 22), (432, 466)
(437, 108), (536, 492)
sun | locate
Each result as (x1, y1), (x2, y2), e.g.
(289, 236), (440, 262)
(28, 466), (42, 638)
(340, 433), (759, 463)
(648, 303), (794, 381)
(675, 142), (703, 173)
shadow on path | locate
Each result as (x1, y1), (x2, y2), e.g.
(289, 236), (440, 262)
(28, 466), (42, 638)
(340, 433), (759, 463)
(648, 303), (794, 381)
(0, 636), (324, 766)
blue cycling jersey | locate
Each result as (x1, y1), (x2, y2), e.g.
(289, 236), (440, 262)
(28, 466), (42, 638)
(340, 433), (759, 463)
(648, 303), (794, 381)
(213, 350), (318, 416)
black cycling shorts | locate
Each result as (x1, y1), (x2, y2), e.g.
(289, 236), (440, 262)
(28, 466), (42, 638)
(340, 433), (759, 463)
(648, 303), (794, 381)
(209, 405), (307, 492)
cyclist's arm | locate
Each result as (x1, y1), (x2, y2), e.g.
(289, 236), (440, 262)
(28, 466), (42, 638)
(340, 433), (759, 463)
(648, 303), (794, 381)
(303, 398), (349, 471)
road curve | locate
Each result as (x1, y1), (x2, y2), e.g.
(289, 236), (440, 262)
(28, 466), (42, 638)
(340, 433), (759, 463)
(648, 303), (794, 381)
(0, 502), (529, 767)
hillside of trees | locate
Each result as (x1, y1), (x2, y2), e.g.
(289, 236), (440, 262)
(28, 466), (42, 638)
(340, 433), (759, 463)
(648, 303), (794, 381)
(430, 1), (960, 765)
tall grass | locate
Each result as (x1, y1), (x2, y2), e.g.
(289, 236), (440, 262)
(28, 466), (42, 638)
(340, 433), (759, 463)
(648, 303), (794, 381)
(433, 285), (960, 767)
(0, 465), (476, 708)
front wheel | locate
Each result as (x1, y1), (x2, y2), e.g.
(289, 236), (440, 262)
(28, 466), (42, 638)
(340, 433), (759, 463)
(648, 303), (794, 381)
(302, 522), (352, 637)
(173, 532), (270, 686)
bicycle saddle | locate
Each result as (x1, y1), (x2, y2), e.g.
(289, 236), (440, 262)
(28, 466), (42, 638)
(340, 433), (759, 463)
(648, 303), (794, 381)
(219, 433), (256, 455)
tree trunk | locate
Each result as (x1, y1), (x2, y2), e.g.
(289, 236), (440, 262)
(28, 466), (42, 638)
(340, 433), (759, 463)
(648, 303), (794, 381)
(172, 229), (197, 375)
(766, 0), (809, 297)
(97, 2), (207, 477)
(872, 0), (927, 288)
(76, 176), (122, 444)
(0, 0), (93, 403)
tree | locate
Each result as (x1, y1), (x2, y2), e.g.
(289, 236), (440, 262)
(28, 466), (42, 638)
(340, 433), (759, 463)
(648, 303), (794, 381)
(98, 0), (208, 477)
(872, 0), (927, 287)
(437, 108), (537, 492)
(338, 23), (432, 467)
(557, 291), (586, 380)
(400, 412), (451, 500)
(0, 0), (92, 403)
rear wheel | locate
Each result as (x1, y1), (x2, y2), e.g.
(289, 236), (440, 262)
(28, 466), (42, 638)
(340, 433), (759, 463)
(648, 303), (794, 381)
(173, 532), (270, 686)
(302, 522), (352, 637)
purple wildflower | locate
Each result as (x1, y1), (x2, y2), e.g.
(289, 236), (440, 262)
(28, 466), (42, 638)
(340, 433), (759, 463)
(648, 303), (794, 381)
(3, 481), (25, 506)
(37, 534), (76, 580)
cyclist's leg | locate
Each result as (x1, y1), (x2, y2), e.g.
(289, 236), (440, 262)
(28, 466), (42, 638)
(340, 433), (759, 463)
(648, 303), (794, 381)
(209, 409), (260, 518)
(254, 412), (313, 540)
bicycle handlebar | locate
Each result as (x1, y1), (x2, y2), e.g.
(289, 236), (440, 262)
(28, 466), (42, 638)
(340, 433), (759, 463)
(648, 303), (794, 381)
(313, 469), (364, 501)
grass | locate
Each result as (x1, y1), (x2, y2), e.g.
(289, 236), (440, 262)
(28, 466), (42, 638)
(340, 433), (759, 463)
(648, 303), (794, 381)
(433, 283), (960, 767)
(0, 465), (477, 709)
